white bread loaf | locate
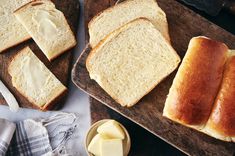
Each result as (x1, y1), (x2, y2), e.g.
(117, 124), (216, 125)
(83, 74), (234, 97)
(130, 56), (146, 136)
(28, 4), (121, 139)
(8, 46), (67, 110)
(0, 0), (31, 53)
(88, 0), (170, 48)
(163, 37), (235, 142)
(14, 0), (76, 61)
(86, 18), (180, 107)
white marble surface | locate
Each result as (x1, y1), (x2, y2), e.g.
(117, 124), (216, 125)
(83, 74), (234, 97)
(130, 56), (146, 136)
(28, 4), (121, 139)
(0, 0), (90, 155)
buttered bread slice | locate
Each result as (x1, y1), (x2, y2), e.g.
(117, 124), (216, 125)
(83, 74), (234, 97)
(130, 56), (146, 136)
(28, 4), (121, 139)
(89, 0), (170, 48)
(8, 47), (67, 110)
(86, 18), (180, 107)
(14, 0), (76, 61)
(0, 0), (31, 53)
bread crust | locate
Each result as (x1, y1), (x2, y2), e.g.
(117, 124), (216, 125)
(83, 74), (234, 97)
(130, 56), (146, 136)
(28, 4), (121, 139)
(8, 46), (68, 111)
(86, 18), (180, 107)
(88, 0), (170, 47)
(163, 37), (228, 126)
(206, 56), (235, 137)
(0, 36), (31, 53)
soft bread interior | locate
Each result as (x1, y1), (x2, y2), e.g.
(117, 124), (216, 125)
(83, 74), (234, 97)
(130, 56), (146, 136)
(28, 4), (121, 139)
(0, 0), (31, 52)
(87, 18), (180, 107)
(88, 0), (170, 48)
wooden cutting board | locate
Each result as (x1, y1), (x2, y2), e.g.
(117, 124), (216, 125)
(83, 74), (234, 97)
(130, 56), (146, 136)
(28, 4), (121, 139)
(72, 0), (235, 155)
(0, 0), (79, 110)
(90, 97), (185, 156)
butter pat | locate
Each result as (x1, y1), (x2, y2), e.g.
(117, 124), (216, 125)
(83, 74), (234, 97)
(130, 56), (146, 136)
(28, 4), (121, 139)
(97, 120), (125, 139)
(88, 134), (101, 156)
(100, 139), (123, 156)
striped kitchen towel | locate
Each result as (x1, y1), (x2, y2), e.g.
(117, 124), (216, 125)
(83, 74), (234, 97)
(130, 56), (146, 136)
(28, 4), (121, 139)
(6, 119), (52, 156)
(0, 119), (16, 156)
(4, 112), (79, 156)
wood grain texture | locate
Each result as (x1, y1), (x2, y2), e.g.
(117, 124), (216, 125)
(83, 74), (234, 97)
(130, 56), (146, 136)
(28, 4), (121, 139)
(0, 0), (79, 110)
(90, 97), (185, 156)
(72, 0), (235, 155)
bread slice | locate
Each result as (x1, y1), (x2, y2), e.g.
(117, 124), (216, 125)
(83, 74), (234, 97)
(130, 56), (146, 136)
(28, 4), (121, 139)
(14, 0), (76, 61)
(0, 0), (31, 53)
(86, 18), (180, 107)
(88, 0), (170, 48)
(8, 46), (67, 110)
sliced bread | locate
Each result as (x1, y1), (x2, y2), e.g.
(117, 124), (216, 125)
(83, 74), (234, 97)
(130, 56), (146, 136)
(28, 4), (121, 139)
(88, 0), (170, 48)
(0, 0), (31, 53)
(86, 18), (180, 107)
(8, 46), (67, 110)
(14, 0), (76, 61)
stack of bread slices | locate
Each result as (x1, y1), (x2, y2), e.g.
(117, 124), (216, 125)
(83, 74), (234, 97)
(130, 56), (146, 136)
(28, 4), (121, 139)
(0, 0), (76, 110)
(86, 0), (181, 107)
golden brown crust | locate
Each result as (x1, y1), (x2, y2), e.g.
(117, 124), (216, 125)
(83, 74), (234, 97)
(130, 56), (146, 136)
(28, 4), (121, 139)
(14, 0), (49, 13)
(0, 36), (31, 53)
(164, 37), (228, 126)
(48, 41), (77, 61)
(41, 88), (67, 111)
(206, 56), (235, 136)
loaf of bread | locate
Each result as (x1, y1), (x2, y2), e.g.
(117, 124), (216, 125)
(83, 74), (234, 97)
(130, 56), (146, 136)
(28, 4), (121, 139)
(0, 0), (31, 53)
(14, 0), (76, 61)
(204, 55), (235, 142)
(8, 47), (67, 110)
(86, 18), (180, 107)
(88, 0), (170, 48)
(163, 37), (235, 142)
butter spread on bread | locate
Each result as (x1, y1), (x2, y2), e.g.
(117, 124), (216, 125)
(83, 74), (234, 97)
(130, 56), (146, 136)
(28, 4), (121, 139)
(14, 0), (76, 61)
(8, 47), (67, 110)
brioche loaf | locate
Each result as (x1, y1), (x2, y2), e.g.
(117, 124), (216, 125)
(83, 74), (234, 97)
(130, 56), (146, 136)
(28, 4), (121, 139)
(163, 37), (228, 128)
(14, 0), (76, 61)
(163, 37), (235, 142)
(8, 47), (67, 110)
(86, 18), (180, 107)
(0, 0), (31, 53)
(88, 0), (170, 48)
(204, 56), (235, 142)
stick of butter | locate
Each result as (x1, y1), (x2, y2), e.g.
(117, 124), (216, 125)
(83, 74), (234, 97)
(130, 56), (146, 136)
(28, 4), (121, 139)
(88, 134), (101, 156)
(97, 120), (125, 139)
(100, 139), (123, 156)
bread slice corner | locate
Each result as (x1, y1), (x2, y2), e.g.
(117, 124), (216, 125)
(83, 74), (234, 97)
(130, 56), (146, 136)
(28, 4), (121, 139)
(88, 0), (170, 48)
(0, 0), (32, 53)
(14, 0), (77, 61)
(8, 46), (67, 110)
(86, 18), (180, 107)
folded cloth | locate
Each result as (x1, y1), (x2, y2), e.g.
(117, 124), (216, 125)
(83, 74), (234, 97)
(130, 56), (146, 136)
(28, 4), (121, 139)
(4, 112), (80, 156)
(0, 119), (16, 156)
(6, 119), (52, 156)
